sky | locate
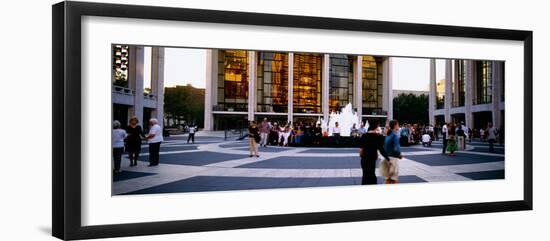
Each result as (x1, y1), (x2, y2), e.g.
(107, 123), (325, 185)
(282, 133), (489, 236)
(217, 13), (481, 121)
(164, 48), (207, 88)
(161, 48), (442, 91)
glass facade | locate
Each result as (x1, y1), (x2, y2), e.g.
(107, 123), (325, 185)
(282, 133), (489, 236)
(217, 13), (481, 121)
(256, 52), (289, 113)
(293, 53), (322, 113)
(474, 60), (493, 105)
(362, 56), (383, 115)
(329, 54), (354, 113)
(217, 50), (248, 111)
(452, 60), (466, 107)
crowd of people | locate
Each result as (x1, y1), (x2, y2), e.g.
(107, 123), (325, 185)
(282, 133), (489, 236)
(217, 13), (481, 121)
(250, 118), (372, 149)
(248, 118), (404, 184)
(439, 122), (502, 155)
(111, 117), (164, 173)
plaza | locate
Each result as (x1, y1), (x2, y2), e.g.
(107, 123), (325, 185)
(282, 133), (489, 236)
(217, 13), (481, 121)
(112, 132), (504, 195)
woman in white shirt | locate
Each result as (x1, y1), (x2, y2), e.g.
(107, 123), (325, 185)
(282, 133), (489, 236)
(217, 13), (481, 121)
(146, 118), (163, 166)
(112, 120), (127, 173)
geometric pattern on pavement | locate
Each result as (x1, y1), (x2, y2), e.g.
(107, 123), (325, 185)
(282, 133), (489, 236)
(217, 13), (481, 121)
(112, 135), (504, 195)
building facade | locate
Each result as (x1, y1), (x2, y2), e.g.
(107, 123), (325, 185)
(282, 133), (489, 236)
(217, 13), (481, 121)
(111, 45), (165, 128)
(204, 50), (394, 130)
(428, 59), (505, 130)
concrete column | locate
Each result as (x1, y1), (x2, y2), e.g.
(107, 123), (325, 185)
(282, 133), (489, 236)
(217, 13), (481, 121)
(383, 57), (393, 120)
(354, 56), (363, 118)
(465, 60), (474, 128)
(128, 46), (144, 125)
(287, 53), (294, 123)
(151, 47), (165, 128)
(247, 51), (257, 121)
(203, 50), (218, 131)
(452, 61), (459, 106)
(492, 61), (502, 128)
(322, 54), (330, 120)
(428, 59), (436, 125)
(444, 59), (453, 123)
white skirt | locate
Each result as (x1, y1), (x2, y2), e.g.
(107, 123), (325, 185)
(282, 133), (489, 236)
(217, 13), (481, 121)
(379, 156), (400, 181)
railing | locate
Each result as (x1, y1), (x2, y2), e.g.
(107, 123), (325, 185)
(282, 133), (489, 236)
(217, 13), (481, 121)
(213, 104), (248, 112)
(362, 108), (387, 116)
(224, 128), (247, 141)
(143, 92), (156, 100)
(112, 86), (134, 95)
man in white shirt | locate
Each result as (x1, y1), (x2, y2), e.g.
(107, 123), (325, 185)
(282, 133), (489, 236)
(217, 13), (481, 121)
(332, 122), (341, 145)
(422, 133), (432, 147)
(146, 118), (163, 166)
(461, 123), (469, 142)
(187, 125), (196, 144)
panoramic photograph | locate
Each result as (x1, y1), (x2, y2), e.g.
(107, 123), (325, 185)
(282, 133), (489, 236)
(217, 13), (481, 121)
(110, 45), (505, 195)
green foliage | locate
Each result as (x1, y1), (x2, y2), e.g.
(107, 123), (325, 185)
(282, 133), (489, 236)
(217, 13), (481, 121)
(164, 84), (205, 128)
(113, 70), (128, 87)
(392, 93), (429, 125)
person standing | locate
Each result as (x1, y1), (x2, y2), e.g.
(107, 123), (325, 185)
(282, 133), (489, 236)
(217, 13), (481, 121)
(145, 118), (163, 166)
(248, 121), (260, 157)
(332, 122), (341, 145)
(359, 120), (390, 185)
(358, 123), (367, 136)
(281, 123), (292, 146)
(187, 125), (196, 144)
(486, 122), (497, 152)
(259, 118), (271, 147)
(446, 124), (458, 156)
(456, 125), (466, 151)
(441, 123), (448, 154)
(383, 120), (402, 184)
(112, 120), (126, 173)
(125, 116), (145, 166)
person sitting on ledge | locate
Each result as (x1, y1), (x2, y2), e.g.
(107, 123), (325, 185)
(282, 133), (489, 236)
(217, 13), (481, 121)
(422, 132), (432, 147)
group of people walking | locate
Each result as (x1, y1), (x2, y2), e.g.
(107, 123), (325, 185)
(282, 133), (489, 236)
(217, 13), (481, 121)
(112, 117), (164, 173)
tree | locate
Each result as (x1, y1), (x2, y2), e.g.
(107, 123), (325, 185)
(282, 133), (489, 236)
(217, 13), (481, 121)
(392, 93), (429, 125)
(164, 84), (205, 128)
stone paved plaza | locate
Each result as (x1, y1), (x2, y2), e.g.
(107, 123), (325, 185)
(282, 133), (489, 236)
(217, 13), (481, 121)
(112, 132), (505, 195)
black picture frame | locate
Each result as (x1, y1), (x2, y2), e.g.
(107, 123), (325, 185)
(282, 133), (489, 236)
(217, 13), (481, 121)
(52, 1), (533, 240)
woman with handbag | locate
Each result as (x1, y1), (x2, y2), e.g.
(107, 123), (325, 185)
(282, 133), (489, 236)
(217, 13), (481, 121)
(248, 121), (260, 157)
(382, 120), (403, 184)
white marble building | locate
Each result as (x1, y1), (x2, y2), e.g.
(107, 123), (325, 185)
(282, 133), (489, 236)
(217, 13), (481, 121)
(428, 59), (505, 129)
(112, 46), (165, 128)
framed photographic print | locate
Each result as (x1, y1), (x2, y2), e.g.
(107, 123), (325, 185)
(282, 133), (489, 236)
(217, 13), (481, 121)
(52, 1), (533, 240)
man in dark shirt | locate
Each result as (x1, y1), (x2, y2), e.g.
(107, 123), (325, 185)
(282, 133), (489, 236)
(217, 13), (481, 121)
(359, 120), (390, 185)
